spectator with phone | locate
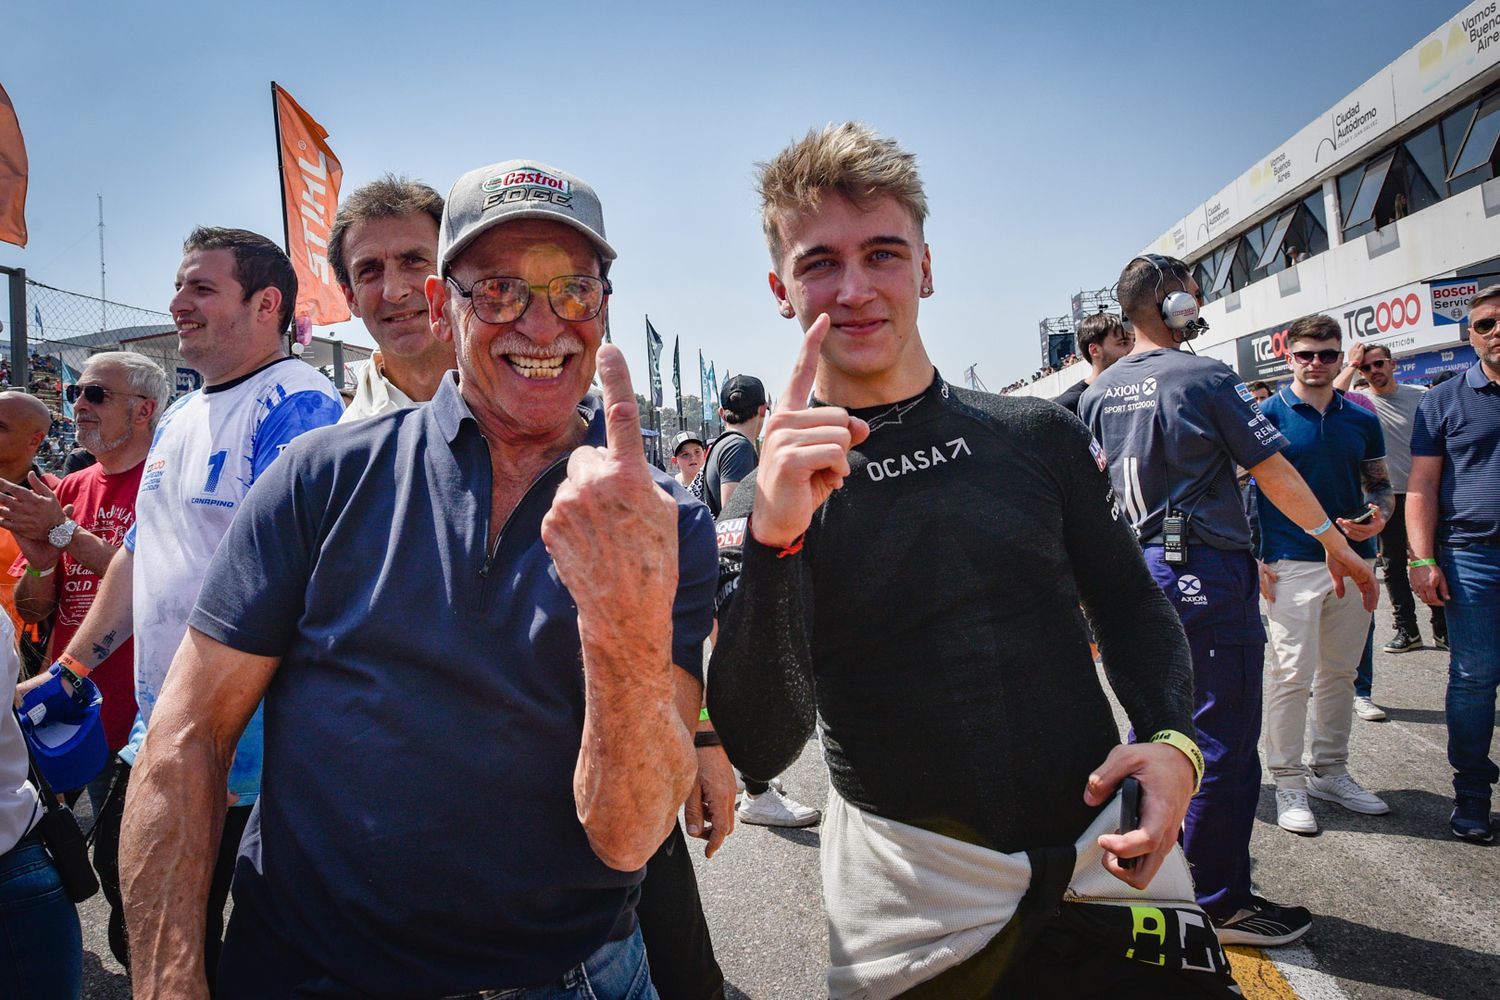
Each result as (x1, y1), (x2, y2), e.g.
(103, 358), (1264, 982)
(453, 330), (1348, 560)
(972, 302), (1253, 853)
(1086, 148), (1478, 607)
(1256, 315), (1394, 836)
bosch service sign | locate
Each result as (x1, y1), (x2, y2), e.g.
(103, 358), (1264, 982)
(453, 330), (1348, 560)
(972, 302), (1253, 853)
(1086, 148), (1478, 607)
(1429, 278), (1480, 325)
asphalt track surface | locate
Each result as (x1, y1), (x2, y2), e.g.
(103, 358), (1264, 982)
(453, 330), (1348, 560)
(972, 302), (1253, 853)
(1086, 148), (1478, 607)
(74, 605), (1497, 998)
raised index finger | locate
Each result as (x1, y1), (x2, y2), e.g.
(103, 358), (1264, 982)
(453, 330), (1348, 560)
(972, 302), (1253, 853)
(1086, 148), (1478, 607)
(595, 343), (645, 460)
(778, 313), (830, 413)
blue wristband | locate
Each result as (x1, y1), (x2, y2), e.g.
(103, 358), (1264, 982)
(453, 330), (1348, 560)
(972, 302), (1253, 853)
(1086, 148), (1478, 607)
(1305, 518), (1332, 537)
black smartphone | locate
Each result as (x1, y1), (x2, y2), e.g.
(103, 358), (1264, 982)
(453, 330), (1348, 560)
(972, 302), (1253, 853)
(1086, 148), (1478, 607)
(1117, 776), (1141, 871)
(1344, 506), (1376, 525)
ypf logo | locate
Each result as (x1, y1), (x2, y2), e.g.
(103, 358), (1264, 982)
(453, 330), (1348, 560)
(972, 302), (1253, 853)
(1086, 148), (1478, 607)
(1176, 574), (1208, 606)
(1345, 293), (1422, 339)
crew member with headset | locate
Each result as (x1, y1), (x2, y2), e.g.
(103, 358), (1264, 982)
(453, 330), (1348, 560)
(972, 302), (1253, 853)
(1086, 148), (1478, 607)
(1081, 254), (1379, 948)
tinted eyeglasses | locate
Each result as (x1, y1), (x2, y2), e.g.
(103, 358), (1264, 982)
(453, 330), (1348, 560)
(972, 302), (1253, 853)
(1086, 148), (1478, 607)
(1357, 358), (1391, 371)
(64, 384), (148, 405)
(1473, 316), (1499, 335)
(445, 274), (611, 325)
(1290, 349), (1341, 365)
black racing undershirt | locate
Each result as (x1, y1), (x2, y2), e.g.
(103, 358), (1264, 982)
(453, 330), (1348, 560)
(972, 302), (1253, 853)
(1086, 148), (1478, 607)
(707, 373), (1194, 853)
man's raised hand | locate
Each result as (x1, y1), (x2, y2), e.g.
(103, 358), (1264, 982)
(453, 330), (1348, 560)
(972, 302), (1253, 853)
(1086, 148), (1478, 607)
(749, 315), (870, 548)
(542, 344), (679, 639)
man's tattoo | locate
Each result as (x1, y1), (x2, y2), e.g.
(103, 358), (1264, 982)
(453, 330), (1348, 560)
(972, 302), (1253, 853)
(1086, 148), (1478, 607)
(91, 629), (118, 665)
(1361, 458), (1395, 521)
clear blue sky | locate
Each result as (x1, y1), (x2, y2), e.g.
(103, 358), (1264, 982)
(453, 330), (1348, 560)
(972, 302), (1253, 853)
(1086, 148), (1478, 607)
(1, 0), (1461, 398)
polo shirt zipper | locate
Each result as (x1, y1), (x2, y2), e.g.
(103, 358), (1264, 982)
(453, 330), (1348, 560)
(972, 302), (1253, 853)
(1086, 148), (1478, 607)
(477, 453), (571, 605)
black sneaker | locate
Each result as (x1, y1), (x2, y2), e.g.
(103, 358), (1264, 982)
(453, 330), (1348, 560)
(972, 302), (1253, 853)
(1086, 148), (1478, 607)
(1451, 799), (1494, 843)
(1434, 635), (1449, 652)
(1213, 896), (1312, 947)
(1383, 628), (1422, 653)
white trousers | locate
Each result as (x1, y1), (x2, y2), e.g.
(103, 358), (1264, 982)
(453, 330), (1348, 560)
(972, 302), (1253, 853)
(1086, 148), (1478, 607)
(1263, 557), (1375, 788)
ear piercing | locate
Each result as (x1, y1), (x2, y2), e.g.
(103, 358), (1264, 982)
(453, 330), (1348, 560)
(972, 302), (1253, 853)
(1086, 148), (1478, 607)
(921, 286), (933, 296)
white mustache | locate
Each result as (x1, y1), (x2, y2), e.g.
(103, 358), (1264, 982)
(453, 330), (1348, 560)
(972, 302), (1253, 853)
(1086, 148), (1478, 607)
(488, 333), (585, 359)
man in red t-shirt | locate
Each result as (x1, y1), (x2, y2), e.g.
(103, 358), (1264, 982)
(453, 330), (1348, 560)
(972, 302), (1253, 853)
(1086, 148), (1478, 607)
(3, 350), (168, 968)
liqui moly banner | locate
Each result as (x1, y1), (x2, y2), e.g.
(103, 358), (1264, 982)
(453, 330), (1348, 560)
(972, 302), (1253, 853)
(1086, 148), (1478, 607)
(272, 83), (349, 331)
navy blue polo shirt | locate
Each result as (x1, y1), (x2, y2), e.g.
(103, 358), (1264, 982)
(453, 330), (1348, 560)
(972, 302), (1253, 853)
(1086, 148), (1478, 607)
(1411, 361), (1500, 546)
(1255, 386), (1386, 563)
(188, 373), (718, 995)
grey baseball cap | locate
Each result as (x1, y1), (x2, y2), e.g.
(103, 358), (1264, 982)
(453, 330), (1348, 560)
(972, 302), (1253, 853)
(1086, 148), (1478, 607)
(438, 159), (617, 277)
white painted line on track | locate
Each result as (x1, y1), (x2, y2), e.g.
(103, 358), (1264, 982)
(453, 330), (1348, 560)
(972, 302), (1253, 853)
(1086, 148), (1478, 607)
(1266, 942), (1352, 1000)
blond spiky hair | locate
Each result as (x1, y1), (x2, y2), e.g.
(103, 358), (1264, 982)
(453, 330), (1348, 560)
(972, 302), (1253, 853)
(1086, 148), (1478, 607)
(755, 122), (928, 265)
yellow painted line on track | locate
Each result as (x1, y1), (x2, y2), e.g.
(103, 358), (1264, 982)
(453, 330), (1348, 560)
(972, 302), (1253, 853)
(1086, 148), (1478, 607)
(1227, 945), (1300, 999)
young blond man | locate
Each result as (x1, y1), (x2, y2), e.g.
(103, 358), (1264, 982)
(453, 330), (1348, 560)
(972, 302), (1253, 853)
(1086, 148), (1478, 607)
(708, 123), (1238, 998)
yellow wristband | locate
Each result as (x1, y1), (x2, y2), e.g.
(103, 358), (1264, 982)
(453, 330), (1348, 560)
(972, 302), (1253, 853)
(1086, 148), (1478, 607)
(1150, 729), (1204, 794)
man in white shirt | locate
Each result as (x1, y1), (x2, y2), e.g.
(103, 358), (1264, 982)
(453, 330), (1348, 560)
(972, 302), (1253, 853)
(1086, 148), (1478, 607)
(329, 175), (457, 421)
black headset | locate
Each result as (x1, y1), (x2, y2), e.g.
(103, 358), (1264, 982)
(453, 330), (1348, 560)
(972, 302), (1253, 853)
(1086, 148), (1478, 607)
(1132, 254), (1210, 342)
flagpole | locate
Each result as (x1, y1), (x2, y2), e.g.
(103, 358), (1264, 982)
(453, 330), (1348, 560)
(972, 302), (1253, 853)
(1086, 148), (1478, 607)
(270, 82), (292, 256)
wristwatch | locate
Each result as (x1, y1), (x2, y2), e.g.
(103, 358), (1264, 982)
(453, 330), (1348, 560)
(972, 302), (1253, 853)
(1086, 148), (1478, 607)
(47, 518), (78, 549)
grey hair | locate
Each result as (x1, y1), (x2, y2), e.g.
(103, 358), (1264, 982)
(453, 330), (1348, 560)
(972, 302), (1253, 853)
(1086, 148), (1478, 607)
(86, 351), (171, 427)
(1469, 283), (1500, 314)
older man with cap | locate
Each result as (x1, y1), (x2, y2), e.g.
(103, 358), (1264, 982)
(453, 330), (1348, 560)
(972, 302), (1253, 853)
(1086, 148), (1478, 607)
(118, 160), (718, 1000)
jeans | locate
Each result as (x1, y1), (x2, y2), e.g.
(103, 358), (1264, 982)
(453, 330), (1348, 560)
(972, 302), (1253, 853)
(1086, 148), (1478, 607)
(1441, 544), (1500, 804)
(1355, 619), (1375, 700)
(221, 914), (658, 1000)
(0, 829), (83, 999)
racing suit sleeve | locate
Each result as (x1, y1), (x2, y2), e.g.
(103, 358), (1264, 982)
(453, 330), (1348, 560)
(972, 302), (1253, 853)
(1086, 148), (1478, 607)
(1051, 408), (1196, 740)
(705, 470), (818, 783)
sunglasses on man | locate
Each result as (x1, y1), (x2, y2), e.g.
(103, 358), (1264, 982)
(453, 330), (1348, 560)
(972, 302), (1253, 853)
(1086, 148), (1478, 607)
(1356, 359), (1392, 372)
(1473, 316), (1498, 335)
(64, 384), (149, 405)
(1289, 349), (1341, 365)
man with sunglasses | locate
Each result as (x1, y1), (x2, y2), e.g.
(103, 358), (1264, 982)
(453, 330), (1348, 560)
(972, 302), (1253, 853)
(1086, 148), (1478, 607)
(1407, 285), (1500, 843)
(1255, 316), (1393, 837)
(1083, 256), (1377, 948)
(121, 160), (718, 999)
(1333, 343), (1448, 661)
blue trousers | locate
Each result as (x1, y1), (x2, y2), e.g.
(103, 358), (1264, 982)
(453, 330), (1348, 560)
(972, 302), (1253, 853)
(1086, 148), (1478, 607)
(1355, 619), (1375, 700)
(1143, 545), (1264, 920)
(0, 828), (83, 999)
(1441, 544), (1500, 804)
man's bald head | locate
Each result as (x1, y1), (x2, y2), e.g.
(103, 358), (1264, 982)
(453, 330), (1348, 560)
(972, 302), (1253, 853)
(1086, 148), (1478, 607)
(0, 391), (53, 471)
(0, 391), (54, 434)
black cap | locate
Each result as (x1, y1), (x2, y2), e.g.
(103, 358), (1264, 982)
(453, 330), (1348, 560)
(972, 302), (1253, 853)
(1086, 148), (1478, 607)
(671, 430), (706, 455)
(719, 374), (767, 420)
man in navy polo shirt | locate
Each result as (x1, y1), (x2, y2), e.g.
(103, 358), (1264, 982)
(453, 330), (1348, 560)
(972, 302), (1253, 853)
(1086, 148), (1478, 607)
(118, 161), (717, 998)
(1255, 315), (1394, 836)
(1408, 284), (1500, 843)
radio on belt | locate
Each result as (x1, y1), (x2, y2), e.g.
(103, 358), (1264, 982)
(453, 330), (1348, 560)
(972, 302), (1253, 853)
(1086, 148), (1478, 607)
(1162, 511), (1189, 565)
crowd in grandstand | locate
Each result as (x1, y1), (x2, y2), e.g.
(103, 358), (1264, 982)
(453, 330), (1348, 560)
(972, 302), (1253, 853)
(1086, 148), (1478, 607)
(2, 123), (1497, 1000)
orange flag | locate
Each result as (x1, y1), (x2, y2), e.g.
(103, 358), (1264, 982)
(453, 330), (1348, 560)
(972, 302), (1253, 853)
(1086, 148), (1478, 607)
(0, 83), (28, 248)
(272, 83), (349, 329)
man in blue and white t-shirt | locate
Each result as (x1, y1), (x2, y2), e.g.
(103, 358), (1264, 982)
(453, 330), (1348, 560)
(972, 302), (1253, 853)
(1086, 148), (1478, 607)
(48, 227), (342, 978)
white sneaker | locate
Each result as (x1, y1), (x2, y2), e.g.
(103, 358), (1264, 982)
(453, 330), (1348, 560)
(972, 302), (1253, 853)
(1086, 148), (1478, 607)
(1275, 788), (1318, 834)
(737, 787), (821, 828)
(1308, 772), (1390, 815)
(1353, 696), (1387, 722)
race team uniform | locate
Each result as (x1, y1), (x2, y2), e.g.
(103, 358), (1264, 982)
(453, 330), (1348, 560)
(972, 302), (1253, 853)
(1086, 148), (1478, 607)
(127, 356), (343, 803)
(1080, 349), (1288, 921)
(710, 374), (1237, 997)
